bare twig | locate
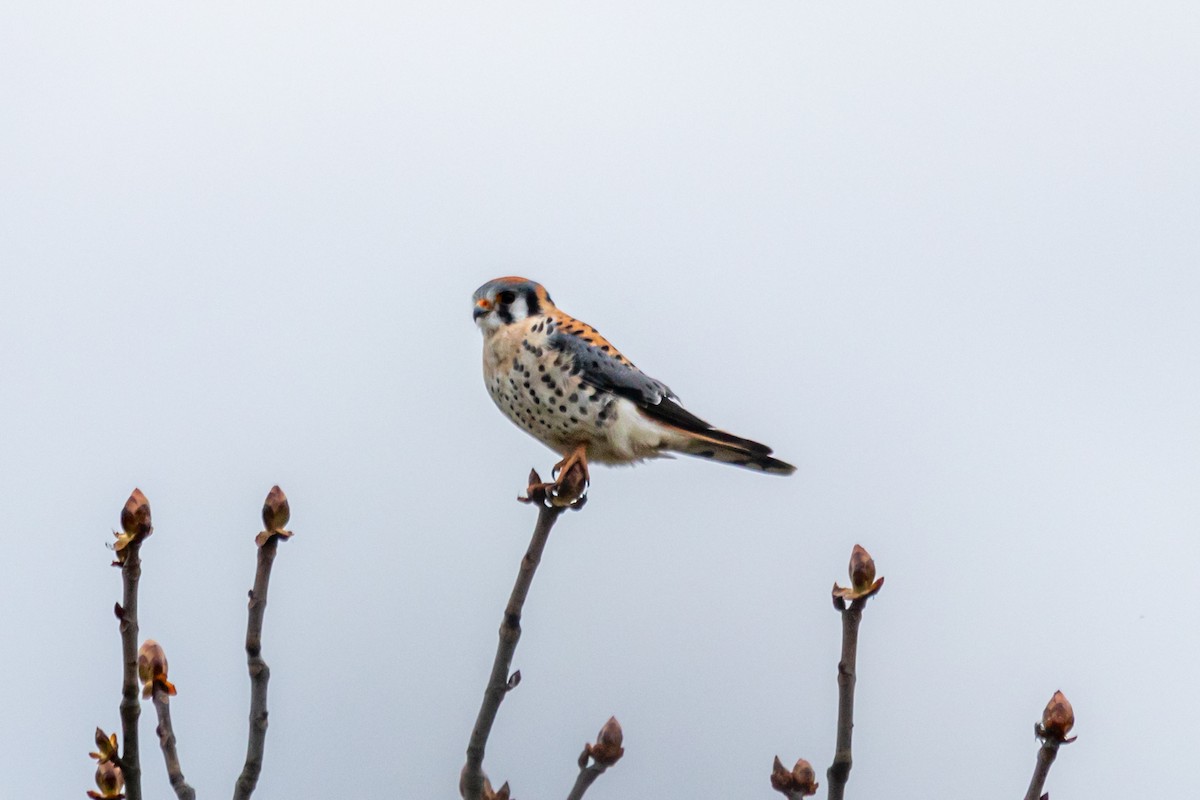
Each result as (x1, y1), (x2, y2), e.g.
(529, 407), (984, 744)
(1024, 691), (1076, 800)
(151, 686), (195, 800)
(233, 486), (293, 800)
(567, 717), (624, 800)
(112, 488), (153, 800)
(233, 537), (278, 798)
(116, 546), (143, 800)
(567, 760), (607, 800)
(1024, 742), (1059, 800)
(136, 639), (191, 799)
(827, 545), (884, 800)
(827, 599), (862, 800)
(462, 470), (576, 800)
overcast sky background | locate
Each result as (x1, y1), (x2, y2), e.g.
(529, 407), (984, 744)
(2, 3), (1197, 798)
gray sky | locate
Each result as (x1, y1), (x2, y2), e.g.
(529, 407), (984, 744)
(2, 2), (1198, 798)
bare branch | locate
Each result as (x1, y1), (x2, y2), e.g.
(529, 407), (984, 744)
(567, 759), (607, 800)
(112, 488), (153, 800)
(1024, 691), (1077, 800)
(826, 598), (862, 800)
(1024, 742), (1059, 800)
(135, 639), (191, 798)
(462, 472), (572, 800)
(233, 486), (293, 800)
(151, 686), (195, 800)
(827, 544), (884, 800)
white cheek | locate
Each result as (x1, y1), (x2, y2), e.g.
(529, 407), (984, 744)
(476, 314), (503, 334)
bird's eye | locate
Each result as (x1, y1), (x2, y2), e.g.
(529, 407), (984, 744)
(497, 291), (517, 305)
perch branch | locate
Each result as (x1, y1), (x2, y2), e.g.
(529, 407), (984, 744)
(566, 762), (607, 800)
(112, 488), (153, 800)
(117, 544), (143, 800)
(462, 470), (574, 800)
(233, 486), (293, 800)
(151, 686), (195, 800)
(827, 544), (884, 800)
(1023, 741), (1060, 800)
(827, 599), (863, 800)
(233, 536), (280, 800)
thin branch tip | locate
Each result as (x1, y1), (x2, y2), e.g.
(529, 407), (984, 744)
(233, 489), (293, 800)
(826, 544), (880, 800)
(150, 686), (195, 800)
(463, 482), (571, 800)
(112, 490), (150, 800)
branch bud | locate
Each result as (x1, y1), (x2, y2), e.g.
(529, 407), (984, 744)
(832, 544), (884, 602)
(849, 544), (875, 591)
(89, 728), (118, 763)
(1039, 690), (1076, 743)
(113, 489), (152, 563)
(262, 485), (290, 531)
(771, 755), (818, 798)
(255, 485), (294, 546)
(120, 489), (152, 537)
(87, 759), (125, 799)
(585, 716), (624, 767)
(137, 639), (177, 698)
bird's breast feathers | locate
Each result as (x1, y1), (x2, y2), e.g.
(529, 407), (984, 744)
(480, 315), (680, 463)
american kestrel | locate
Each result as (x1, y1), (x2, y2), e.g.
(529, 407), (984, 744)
(472, 277), (795, 491)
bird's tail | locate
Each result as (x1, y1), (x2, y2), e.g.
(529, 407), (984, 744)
(672, 428), (796, 475)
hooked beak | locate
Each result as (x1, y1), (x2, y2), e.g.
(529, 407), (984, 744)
(473, 298), (491, 321)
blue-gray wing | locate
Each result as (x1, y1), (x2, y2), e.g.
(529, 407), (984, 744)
(547, 330), (771, 450)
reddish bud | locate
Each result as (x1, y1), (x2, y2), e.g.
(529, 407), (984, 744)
(137, 639), (176, 699)
(518, 468), (547, 504)
(262, 485), (290, 532)
(89, 728), (118, 763)
(790, 759), (818, 794)
(586, 716), (624, 767)
(87, 759), (124, 799)
(832, 544), (885, 602)
(255, 486), (294, 546)
(771, 755), (818, 798)
(113, 489), (152, 563)
(849, 544), (875, 591)
(1040, 690), (1075, 741)
(120, 489), (151, 537)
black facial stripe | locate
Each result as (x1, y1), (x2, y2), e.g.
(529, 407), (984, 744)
(524, 290), (541, 317)
(498, 306), (514, 325)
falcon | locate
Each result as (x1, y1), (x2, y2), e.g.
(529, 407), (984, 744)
(473, 277), (795, 494)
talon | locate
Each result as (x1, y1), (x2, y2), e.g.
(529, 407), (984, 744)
(547, 444), (590, 507)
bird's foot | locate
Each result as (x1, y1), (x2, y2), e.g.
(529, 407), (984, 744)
(518, 446), (589, 509)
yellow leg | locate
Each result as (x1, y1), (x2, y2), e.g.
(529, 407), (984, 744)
(552, 443), (590, 485)
(520, 443), (590, 507)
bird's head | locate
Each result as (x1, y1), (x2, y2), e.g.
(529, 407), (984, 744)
(472, 277), (554, 333)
